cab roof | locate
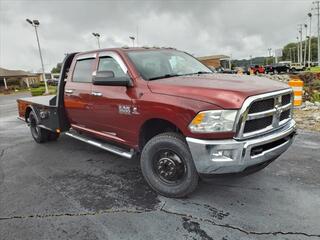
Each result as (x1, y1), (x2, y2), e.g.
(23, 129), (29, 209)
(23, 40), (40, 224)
(76, 47), (178, 56)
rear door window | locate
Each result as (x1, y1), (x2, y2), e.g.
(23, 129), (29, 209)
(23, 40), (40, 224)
(72, 58), (95, 83)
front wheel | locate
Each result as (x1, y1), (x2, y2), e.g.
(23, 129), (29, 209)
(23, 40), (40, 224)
(140, 132), (199, 198)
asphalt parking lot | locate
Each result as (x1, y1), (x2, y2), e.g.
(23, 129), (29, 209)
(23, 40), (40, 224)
(0, 93), (320, 240)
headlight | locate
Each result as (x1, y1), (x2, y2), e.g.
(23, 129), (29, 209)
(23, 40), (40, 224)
(189, 110), (238, 133)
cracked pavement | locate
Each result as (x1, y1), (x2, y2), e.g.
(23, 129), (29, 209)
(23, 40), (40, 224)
(0, 93), (320, 240)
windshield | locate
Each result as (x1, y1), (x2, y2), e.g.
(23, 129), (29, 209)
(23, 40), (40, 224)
(127, 50), (212, 80)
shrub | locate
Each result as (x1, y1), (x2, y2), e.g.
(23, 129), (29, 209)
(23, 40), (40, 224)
(30, 83), (39, 88)
(311, 91), (320, 102)
(30, 86), (57, 96)
(297, 72), (320, 102)
(31, 87), (45, 96)
(298, 72), (315, 85)
(48, 86), (57, 94)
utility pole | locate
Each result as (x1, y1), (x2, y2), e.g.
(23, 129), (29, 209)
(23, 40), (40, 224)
(267, 48), (272, 64)
(308, 12), (312, 67)
(313, 1), (320, 66)
(289, 47), (292, 62)
(26, 18), (49, 94)
(129, 36), (135, 47)
(304, 24), (308, 66)
(298, 24), (303, 65)
(296, 36), (300, 63)
(92, 33), (101, 49)
(293, 48), (296, 63)
(136, 25), (139, 47)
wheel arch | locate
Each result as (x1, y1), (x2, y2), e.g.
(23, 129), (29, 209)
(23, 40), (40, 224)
(25, 105), (38, 123)
(139, 118), (184, 151)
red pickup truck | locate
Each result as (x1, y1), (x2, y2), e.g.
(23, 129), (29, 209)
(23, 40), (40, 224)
(249, 65), (265, 74)
(17, 47), (296, 197)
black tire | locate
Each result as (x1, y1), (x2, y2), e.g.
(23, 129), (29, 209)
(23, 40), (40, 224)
(29, 111), (50, 143)
(140, 132), (199, 198)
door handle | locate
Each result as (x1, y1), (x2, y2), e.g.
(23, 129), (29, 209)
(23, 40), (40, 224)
(65, 89), (74, 94)
(91, 91), (102, 97)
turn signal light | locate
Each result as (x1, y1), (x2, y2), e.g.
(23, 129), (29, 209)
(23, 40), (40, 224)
(191, 112), (205, 125)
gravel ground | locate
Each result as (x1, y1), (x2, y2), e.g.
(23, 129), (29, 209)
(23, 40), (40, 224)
(0, 93), (320, 240)
(294, 109), (320, 132)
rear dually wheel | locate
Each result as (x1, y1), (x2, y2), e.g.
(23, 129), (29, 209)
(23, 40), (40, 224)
(29, 111), (59, 143)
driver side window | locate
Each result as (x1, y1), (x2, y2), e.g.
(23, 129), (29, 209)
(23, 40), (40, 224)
(98, 57), (127, 77)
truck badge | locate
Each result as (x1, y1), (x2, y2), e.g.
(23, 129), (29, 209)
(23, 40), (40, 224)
(118, 105), (131, 115)
(118, 105), (139, 115)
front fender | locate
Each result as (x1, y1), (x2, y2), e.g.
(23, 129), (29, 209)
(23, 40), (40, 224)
(135, 93), (234, 140)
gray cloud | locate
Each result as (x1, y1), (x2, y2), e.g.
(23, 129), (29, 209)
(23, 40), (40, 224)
(0, 0), (313, 72)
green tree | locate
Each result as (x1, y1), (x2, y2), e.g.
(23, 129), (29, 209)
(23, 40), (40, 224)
(282, 37), (317, 63)
(51, 63), (62, 73)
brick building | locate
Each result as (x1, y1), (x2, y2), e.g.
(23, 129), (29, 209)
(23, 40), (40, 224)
(0, 67), (42, 89)
(198, 54), (231, 69)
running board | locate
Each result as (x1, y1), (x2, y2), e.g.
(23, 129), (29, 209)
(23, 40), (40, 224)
(65, 131), (134, 159)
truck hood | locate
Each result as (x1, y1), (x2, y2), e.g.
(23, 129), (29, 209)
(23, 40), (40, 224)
(147, 74), (290, 109)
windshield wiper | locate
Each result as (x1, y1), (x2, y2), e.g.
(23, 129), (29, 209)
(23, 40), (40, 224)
(148, 71), (212, 80)
(149, 74), (180, 80)
(182, 71), (213, 76)
(194, 71), (212, 75)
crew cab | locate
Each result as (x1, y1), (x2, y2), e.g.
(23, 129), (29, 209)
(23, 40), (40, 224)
(17, 47), (296, 197)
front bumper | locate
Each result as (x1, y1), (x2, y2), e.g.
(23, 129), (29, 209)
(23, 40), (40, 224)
(186, 119), (296, 175)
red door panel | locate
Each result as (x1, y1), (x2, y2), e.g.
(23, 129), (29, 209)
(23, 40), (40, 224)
(64, 56), (96, 129)
(64, 81), (92, 127)
(90, 85), (135, 144)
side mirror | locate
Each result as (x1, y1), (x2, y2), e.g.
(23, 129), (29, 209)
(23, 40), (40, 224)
(92, 71), (132, 87)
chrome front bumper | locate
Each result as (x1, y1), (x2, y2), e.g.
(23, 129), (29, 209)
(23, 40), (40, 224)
(186, 119), (296, 175)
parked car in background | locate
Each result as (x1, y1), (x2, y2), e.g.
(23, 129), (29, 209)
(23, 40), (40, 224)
(264, 65), (273, 74)
(265, 63), (290, 74)
(215, 67), (236, 74)
(234, 67), (248, 75)
(290, 63), (305, 72)
(249, 65), (265, 74)
(222, 68), (236, 74)
(46, 78), (59, 86)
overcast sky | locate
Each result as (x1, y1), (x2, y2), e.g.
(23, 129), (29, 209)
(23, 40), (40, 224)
(0, 0), (313, 72)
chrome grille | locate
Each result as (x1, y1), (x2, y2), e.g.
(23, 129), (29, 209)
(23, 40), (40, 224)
(235, 89), (293, 139)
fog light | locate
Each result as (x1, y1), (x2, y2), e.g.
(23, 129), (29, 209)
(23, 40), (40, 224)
(210, 150), (234, 162)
